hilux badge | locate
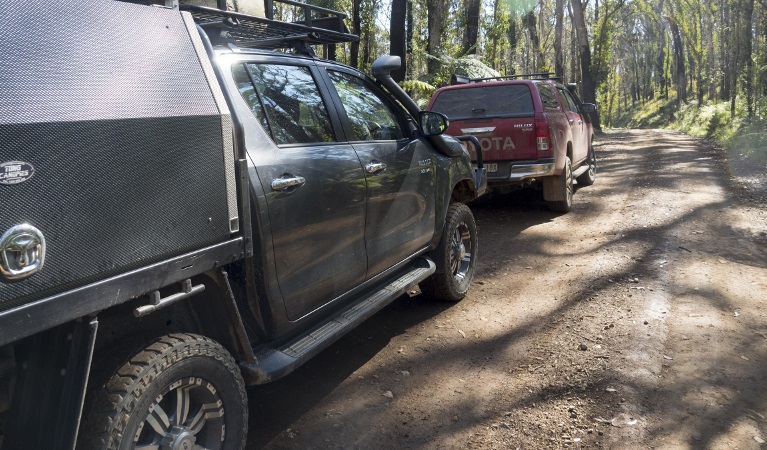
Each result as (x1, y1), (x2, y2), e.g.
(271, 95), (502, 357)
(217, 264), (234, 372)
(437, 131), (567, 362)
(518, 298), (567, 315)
(0, 161), (35, 185)
(0, 224), (46, 280)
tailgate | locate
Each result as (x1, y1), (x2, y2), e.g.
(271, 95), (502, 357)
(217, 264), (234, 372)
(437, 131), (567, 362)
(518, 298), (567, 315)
(429, 84), (538, 162)
(448, 117), (537, 162)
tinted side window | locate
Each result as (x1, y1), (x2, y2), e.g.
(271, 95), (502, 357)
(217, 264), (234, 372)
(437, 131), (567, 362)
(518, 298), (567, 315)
(558, 88), (579, 113)
(232, 63), (273, 137)
(537, 84), (561, 110)
(430, 85), (534, 119)
(233, 63), (335, 145)
(327, 70), (404, 141)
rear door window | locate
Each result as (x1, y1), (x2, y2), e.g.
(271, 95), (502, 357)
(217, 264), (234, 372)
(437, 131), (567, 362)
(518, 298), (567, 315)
(537, 83), (561, 110)
(232, 63), (335, 146)
(327, 70), (404, 141)
(558, 88), (580, 113)
(431, 85), (534, 119)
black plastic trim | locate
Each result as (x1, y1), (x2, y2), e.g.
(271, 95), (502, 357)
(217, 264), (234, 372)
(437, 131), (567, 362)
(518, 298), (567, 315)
(181, 3), (358, 50)
(0, 239), (245, 347)
(240, 257), (436, 384)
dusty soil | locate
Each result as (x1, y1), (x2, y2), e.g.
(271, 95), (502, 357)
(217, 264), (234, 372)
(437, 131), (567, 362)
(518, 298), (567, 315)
(246, 129), (767, 449)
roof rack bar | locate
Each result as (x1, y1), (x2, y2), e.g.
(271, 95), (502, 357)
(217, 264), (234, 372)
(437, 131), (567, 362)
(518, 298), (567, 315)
(181, 2), (358, 50)
(472, 72), (557, 82)
(275, 0), (349, 19)
(451, 72), (565, 85)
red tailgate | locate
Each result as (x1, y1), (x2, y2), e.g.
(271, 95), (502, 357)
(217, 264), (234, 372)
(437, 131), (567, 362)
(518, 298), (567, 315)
(428, 82), (539, 162)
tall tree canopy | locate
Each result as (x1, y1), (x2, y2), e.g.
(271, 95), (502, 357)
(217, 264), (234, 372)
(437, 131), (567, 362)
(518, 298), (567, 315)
(276, 0), (766, 123)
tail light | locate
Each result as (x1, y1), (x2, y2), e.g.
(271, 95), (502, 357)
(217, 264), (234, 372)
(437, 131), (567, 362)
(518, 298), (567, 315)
(535, 113), (550, 152)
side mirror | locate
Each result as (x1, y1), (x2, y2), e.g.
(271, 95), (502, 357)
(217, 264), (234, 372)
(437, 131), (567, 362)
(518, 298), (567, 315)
(580, 103), (597, 113)
(419, 111), (449, 136)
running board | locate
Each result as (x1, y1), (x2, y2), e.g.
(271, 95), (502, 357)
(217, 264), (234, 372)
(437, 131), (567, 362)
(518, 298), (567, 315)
(240, 257), (436, 384)
(572, 163), (590, 179)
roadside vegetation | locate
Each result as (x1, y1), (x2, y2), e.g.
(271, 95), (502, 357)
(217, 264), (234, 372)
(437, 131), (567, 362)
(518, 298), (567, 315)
(286, 0), (765, 140)
(607, 96), (767, 170)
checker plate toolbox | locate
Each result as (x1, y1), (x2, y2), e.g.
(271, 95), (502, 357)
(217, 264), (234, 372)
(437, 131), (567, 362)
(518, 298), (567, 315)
(0, 1), (241, 315)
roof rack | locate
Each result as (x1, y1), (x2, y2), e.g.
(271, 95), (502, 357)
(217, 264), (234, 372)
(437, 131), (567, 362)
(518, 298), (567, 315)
(452, 72), (563, 85)
(180, 0), (358, 52)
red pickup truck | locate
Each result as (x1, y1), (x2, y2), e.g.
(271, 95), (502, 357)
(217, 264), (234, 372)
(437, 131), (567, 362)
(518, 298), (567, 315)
(427, 74), (597, 212)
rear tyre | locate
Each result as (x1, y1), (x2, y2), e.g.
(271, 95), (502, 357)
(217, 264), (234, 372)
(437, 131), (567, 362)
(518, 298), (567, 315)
(79, 333), (248, 450)
(576, 145), (596, 187)
(421, 202), (478, 302)
(544, 157), (573, 213)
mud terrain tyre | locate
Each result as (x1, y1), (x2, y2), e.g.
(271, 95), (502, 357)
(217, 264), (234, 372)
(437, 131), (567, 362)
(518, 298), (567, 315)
(577, 145), (596, 187)
(79, 333), (247, 450)
(421, 202), (478, 302)
(544, 157), (573, 213)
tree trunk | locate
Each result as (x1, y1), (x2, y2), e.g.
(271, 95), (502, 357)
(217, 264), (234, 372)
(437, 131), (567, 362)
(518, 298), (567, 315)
(666, 16), (686, 105)
(390, 0), (407, 82)
(463, 0), (481, 55)
(761, 0), (767, 101)
(656, 0), (667, 99)
(743, 0), (756, 117)
(427, 0), (445, 75)
(555, 0), (565, 76)
(490, 0), (501, 70)
(720, 0), (731, 100)
(522, 11), (543, 70)
(730, 0), (741, 116)
(570, 0), (601, 131)
(568, 1), (578, 84)
(350, 0), (360, 68)
(406, 0), (413, 55)
(507, 14), (519, 74)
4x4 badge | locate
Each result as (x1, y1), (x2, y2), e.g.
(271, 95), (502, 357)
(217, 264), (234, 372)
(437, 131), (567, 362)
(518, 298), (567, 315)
(0, 161), (35, 185)
(0, 224), (46, 281)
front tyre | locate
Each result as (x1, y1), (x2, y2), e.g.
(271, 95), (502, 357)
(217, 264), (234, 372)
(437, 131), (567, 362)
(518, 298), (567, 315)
(421, 202), (478, 302)
(79, 333), (248, 450)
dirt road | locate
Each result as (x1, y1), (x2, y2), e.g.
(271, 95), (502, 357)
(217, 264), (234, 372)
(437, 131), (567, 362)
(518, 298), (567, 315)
(246, 129), (767, 449)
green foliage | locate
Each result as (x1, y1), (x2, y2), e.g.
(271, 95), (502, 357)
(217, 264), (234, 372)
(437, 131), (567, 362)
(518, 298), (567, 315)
(399, 79), (437, 107)
(423, 54), (501, 87)
(675, 101), (736, 141)
(452, 55), (502, 79)
(503, 0), (536, 14)
(610, 97), (767, 169)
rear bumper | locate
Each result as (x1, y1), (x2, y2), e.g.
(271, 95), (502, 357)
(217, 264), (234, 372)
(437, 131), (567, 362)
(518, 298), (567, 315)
(486, 158), (556, 184)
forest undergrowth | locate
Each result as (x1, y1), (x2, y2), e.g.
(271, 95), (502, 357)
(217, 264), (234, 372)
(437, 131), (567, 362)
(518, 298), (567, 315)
(606, 98), (767, 171)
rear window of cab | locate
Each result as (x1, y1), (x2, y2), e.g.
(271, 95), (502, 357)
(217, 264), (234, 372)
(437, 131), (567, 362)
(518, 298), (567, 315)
(430, 84), (534, 120)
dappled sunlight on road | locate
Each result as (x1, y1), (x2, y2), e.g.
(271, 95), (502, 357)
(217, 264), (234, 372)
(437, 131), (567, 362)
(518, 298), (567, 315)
(252, 129), (767, 449)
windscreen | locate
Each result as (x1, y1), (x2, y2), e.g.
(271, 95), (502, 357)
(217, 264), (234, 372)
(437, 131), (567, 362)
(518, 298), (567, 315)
(430, 84), (534, 120)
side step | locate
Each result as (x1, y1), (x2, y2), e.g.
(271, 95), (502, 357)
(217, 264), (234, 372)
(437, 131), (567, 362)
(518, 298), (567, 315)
(240, 258), (436, 384)
(572, 163), (590, 180)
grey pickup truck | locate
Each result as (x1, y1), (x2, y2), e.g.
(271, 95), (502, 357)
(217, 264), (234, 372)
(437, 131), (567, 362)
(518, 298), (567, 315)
(0, 1), (486, 448)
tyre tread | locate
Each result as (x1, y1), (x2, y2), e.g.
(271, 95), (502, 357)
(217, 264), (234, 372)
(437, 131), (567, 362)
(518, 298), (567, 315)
(421, 202), (477, 302)
(79, 333), (247, 450)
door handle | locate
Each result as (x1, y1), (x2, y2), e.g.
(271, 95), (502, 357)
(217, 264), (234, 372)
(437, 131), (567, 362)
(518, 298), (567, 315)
(271, 175), (306, 191)
(569, 119), (575, 125)
(365, 161), (387, 174)
(578, 120), (583, 125)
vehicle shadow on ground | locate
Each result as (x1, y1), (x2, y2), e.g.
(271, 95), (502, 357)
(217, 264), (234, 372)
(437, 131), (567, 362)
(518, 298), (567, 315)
(246, 295), (455, 448)
(246, 192), (557, 448)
